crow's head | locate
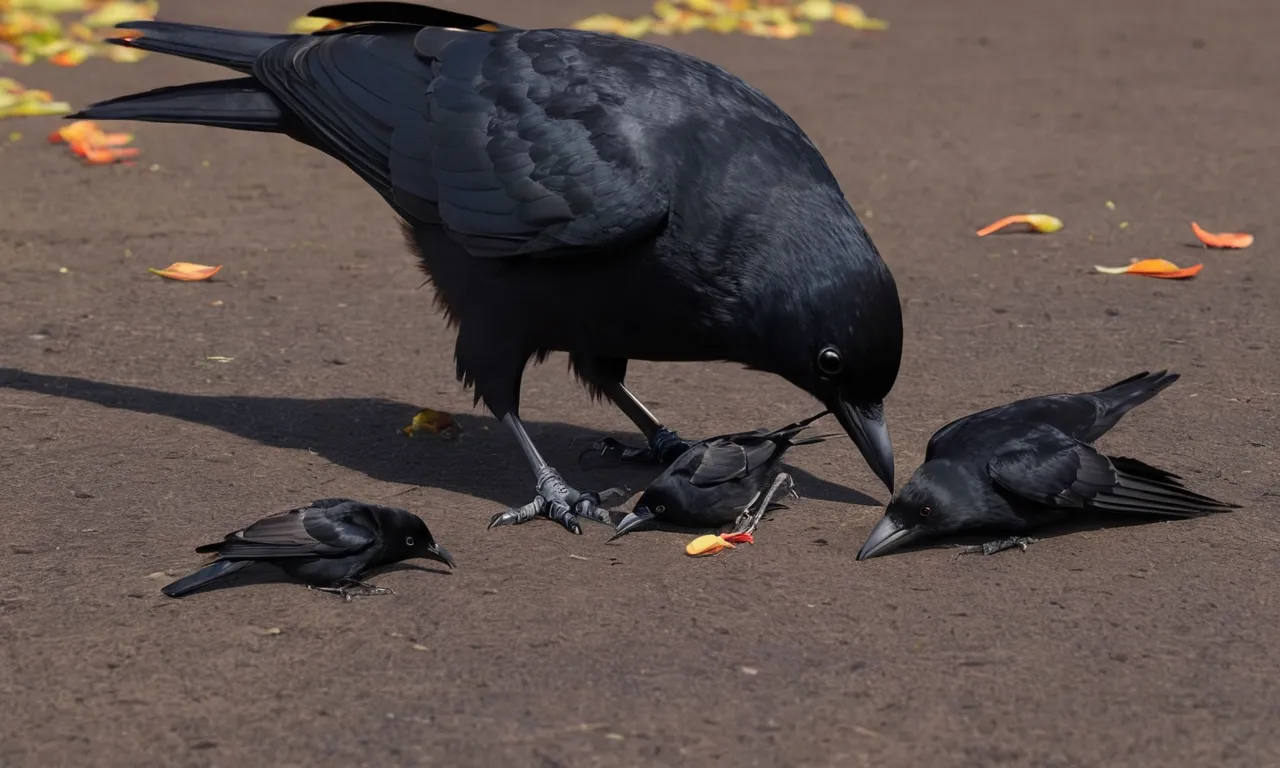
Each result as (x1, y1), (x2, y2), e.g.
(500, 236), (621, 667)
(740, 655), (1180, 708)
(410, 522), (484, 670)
(746, 233), (903, 492)
(856, 459), (975, 559)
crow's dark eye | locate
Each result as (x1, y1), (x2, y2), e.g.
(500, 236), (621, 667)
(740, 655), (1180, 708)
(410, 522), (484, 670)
(655, 505), (665, 514)
(919, 506), (932, 518)
(817, 346), (843, 375)
(405, 536), (415, 546)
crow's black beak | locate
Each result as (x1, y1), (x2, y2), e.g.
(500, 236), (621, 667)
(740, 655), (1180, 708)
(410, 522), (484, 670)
(856, 513), (916, 560)
(607, 508), (657, 542)
(426, 543), (456, 569)
(831, 397), (895, 492)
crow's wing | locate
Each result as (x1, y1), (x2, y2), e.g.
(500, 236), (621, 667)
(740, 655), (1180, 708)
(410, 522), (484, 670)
(926, 394), (1107, 461)
(199, 503), (379, 559)
(254, 25), (668, 258)
(986, 425), (1236, 517)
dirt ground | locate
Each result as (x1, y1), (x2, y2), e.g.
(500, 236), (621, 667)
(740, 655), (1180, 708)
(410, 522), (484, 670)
(2, 0), (1278, 765)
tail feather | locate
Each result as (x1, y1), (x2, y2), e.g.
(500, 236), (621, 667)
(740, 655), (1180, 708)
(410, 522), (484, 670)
(161, 559), (251, 598)
(1092, 370), (1181, 416)
(70, 78), (292, 134)
(769, 410), (833, 446)
(108, 20), (293, 74)
(1091, 455), (1240, 518)
(307, 2), (513, 31)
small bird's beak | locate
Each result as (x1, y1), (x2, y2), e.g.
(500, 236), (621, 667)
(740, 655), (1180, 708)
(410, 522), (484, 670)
(831, 397), (895, 492)
(607, 508), (657, 542)
(425, 543), (456, 569)
(856, 513), (916, 560)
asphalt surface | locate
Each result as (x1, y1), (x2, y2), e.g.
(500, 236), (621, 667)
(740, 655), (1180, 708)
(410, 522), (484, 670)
(2, 0), (1278, 765)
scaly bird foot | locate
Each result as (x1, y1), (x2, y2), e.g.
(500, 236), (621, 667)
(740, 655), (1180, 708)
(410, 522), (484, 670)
(487, 467), (629, 535)
(578, 426), (693, 469)
(310, 579), (395, 601)
(732, 472), (796, 536)
(953, 536), (1038, 558)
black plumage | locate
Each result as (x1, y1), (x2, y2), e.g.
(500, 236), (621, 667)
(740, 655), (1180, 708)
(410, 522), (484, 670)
(608, 411), (831, 540)
(856, 371), (1240, 560)
(162, 498), (454, 598)
(74, 2), (903, 536)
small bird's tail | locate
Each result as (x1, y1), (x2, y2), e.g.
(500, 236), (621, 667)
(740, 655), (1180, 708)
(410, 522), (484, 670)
(769, 410), (836, 447)
(161, 559), (251, 598)
(104, 21), (294, 74)
(1093, 455), (1240, 517)
(70, 78), (292, 134)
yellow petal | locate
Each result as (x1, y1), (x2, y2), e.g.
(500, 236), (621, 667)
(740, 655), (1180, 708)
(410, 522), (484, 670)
(288, 15), (339, 34)
(81, 0), (158, 27)
(686, 534), (734, 557)
(147, 262), (223, 281)
(832, 3), (889, 30)
(793, 0), (835, 20)
(572, 14), (629, 32)
(401, 407), (462, 439)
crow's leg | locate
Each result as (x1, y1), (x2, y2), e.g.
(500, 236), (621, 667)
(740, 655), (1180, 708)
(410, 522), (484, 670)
(953, 536), (1038, 557)
(487, 413), (630, 535)
(571, 355), (693, 467)
(310, 579), (395, 601)
(732, 472), (796, 536)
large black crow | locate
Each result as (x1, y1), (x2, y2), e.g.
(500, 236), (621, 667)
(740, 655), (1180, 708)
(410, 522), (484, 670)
(856, 371), (1240, 560)
(74, 2), (903, 535)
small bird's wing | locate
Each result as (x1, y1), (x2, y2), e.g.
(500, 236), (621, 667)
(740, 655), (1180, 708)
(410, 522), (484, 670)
(986, 425), (1237, 517)
(253, 26), (668, 258)
(688, 440), (752, 487)
(203, 504), (380, 559)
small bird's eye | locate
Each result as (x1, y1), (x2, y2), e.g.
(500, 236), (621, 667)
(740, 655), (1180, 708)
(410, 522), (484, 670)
(817, 346), (843, 376)
(919, 506), (932, 518)
(655, 505), (665, 513)
(405, 536), (415, 546)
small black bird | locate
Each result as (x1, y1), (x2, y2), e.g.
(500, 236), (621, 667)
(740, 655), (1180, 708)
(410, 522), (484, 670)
(162, 498), (455, 598)
(608, 411), (831, 540)
(74, 1), (903, 539)
(857, 371), (1240, 560)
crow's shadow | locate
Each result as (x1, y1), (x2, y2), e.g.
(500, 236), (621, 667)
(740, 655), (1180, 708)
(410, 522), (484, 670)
(0, 368), (881, 509)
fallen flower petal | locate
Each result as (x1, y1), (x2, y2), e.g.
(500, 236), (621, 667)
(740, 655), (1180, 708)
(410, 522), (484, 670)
(686, 534), (735, 557)
(831, 2), (889, 30)
(147, 262), (223, 281)
(1093, 259), (1203, 279)
(401, 407), (462, 439)
(976, 213), (1064, 237)
(1190, 221), (1253, 249)
(719, 532), (755, 545)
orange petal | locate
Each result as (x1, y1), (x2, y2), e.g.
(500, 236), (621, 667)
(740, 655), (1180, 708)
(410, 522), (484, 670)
(1094, 259), (1202, 279)
(147, 262), (223, 281)
(49, 120), (99, 144)
(80, 146), (139, 163)
(401, 407), (462, 439)
(719, 532), (754, 545)
(976, 213), (1064, 237)
(1190, 221), (1253, 249)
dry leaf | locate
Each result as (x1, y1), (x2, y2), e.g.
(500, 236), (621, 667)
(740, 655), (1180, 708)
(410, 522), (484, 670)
(1190, 221), (1253, 249)
(1093, 259), (1203, 279)
(402, 407), (462, 439)
(147, 262), (223, 281)
(976, 214), (1064, 237)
